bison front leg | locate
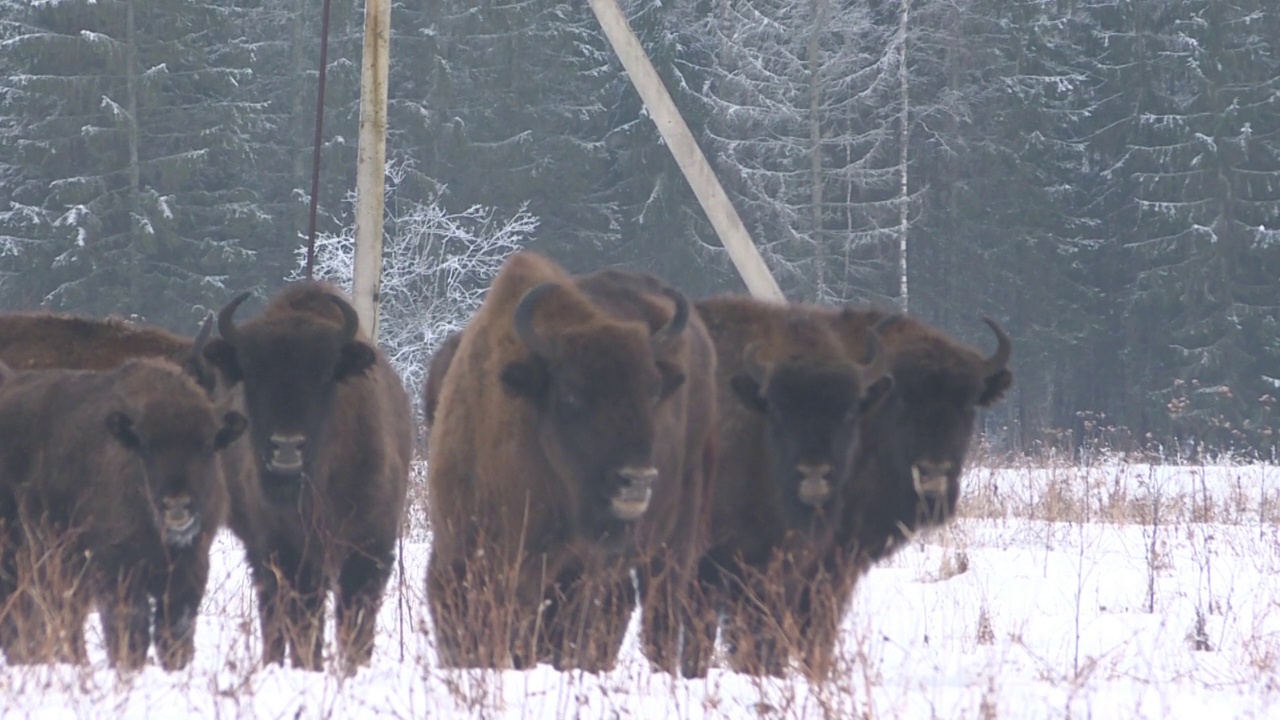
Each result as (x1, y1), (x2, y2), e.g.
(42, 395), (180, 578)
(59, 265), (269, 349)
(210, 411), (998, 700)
(252, 551), (325, 670)
(152, 551), (211, 671)
(720, 574), (788, 677)
(98, 571), (152, 671)
(284, 565), (327, 671)
(249, 559), (287, 666)
(638, 558), (717, 678)
(545, 570), (635, 673)
(335, 542), (394, 673)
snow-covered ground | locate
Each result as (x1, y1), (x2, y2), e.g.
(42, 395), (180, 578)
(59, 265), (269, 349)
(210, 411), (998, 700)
(2, 461), (1278, 719)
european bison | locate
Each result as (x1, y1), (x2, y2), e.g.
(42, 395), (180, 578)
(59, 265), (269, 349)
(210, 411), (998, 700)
(419, 330), (462, 435)
(693, 295), (892, 678)
(0, 358), (245, 670)
(0, 311), (220, 395)
(426, 252), (716, 673)
(202, 281), (414, 673)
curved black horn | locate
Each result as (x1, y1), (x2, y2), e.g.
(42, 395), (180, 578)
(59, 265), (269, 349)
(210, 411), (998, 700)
(650, 288), (690, 354)
(329, 294), (361, 344)
(217, 292), (251, 347)
(742, 341), (770, 384)
(513, 283), (558, 357)
(871, 312), (905, 338)
(858, 326), (891, 379)
(982, 317), (1012, 375)
(192, 311), (215, 356)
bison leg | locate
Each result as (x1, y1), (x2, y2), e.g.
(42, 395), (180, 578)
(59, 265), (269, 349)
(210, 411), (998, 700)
(249, 559), (288, 666)
(719, 572), (788, 677)
(284, 565), (327, 671)
(430, 548), (523, 670)
(152, 550), (211, 671)
(426, 551), (472, 668)
(543, 568), (635, 673)
(335, 542), (394, 673)
(98, 571), (152, 671)
(252, 551), (326, 671)
(638, 558), (717, 678)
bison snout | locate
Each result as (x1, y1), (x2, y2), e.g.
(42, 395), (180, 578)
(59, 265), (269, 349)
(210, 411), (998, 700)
(796, 464), (833, 506)
(611, 466), (657, 521)
(162, 495), (200, 547)
(267, 433), (307, 474)
(911, 460), (953, 498)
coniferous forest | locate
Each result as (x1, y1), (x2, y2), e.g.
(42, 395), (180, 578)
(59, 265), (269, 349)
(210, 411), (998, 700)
(0, 0), (1277, 458)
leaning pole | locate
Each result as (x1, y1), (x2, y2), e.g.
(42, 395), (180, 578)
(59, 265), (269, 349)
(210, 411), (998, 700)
(587, 0), (785, 301)
(351, 0), (391, 341)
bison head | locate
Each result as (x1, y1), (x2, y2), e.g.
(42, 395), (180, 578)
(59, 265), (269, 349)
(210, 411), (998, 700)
(203, 290), (378, 503)
(729, 329), (893, 526)
(106, 401), (246, 547)
(499, 282), (688, 537)
(864, 317), (1012, 530)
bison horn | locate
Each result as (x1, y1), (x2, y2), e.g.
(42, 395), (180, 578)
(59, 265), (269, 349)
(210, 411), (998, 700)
(858, 327), (891, 380)
(192, 311), (215, 356)
(217, 292), (252, 347)
(742, 342), (769, 384)
(513, 283), (559, 357)
(329, 294), (361, 344)
(872, 312), (905, 337)
(981, 317), (1012, 376)
(650, 288), (690, 354)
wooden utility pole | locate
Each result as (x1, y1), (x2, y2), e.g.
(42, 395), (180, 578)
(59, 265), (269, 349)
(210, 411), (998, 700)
(351, 0), (391, 340)
(587, 0), (785, 301)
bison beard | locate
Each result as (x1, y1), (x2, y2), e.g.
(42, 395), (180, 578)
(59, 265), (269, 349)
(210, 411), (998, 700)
(203, 281), (414, 674)
(425, 252), (717, 675)
(0, 358), (243, 671)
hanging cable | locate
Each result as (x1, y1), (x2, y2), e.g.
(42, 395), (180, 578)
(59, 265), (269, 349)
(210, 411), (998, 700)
(304, 0), (334, 279)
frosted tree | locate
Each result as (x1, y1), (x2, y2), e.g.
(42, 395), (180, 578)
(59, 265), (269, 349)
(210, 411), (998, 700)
(689, 0), (905, 303)
(294, 162), (536, 398)
(0, 0), (260, 327)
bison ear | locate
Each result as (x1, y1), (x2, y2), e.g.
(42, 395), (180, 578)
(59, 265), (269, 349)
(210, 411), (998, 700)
(215, 410), (248, 449)
(501, 359), (549, 401)
(860, 375), (895, 412)
(105, 411), (141, 450)
(656, 360), (686, 399)
(336, 341), (378, 381)
(729, 374), (768, 414)
(978, 369), (1013, 407)
(203, 339), (243, 385)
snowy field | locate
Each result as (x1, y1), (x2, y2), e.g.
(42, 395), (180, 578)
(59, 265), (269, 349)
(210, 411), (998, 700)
(2, 460), (1279, 719)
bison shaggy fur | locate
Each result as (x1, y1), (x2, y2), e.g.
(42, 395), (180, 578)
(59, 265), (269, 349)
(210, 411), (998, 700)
(693, 295), (892, 678)
(426, 252), (716, 674)
(419, 330), (461, 437)
(0, 311), (221, 395)
(0, 358), (245, 670)
(202, 281), (414, 673)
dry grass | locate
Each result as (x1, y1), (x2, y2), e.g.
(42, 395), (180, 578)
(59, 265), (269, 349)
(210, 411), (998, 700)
(1, 454), (1278, 719)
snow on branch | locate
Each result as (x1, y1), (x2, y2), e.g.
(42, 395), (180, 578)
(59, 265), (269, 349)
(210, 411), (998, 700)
(291, 163), (535, 407)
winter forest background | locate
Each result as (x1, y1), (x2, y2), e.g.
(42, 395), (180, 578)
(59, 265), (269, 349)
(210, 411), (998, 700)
(0, 0), (1277, 458)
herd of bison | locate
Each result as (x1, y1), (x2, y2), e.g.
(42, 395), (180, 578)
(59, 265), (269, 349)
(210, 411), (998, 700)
(0, 250), (1011, 681)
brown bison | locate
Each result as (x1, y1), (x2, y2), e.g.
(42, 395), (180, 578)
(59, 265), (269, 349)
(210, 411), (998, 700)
(419, 330), (462, 435)
(0, 311), (220, 395)
(692, 295), (893, 678)
(202, 281), (414, 673)
(0, 358), (246, 671)
(426, 252), (717, 674)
